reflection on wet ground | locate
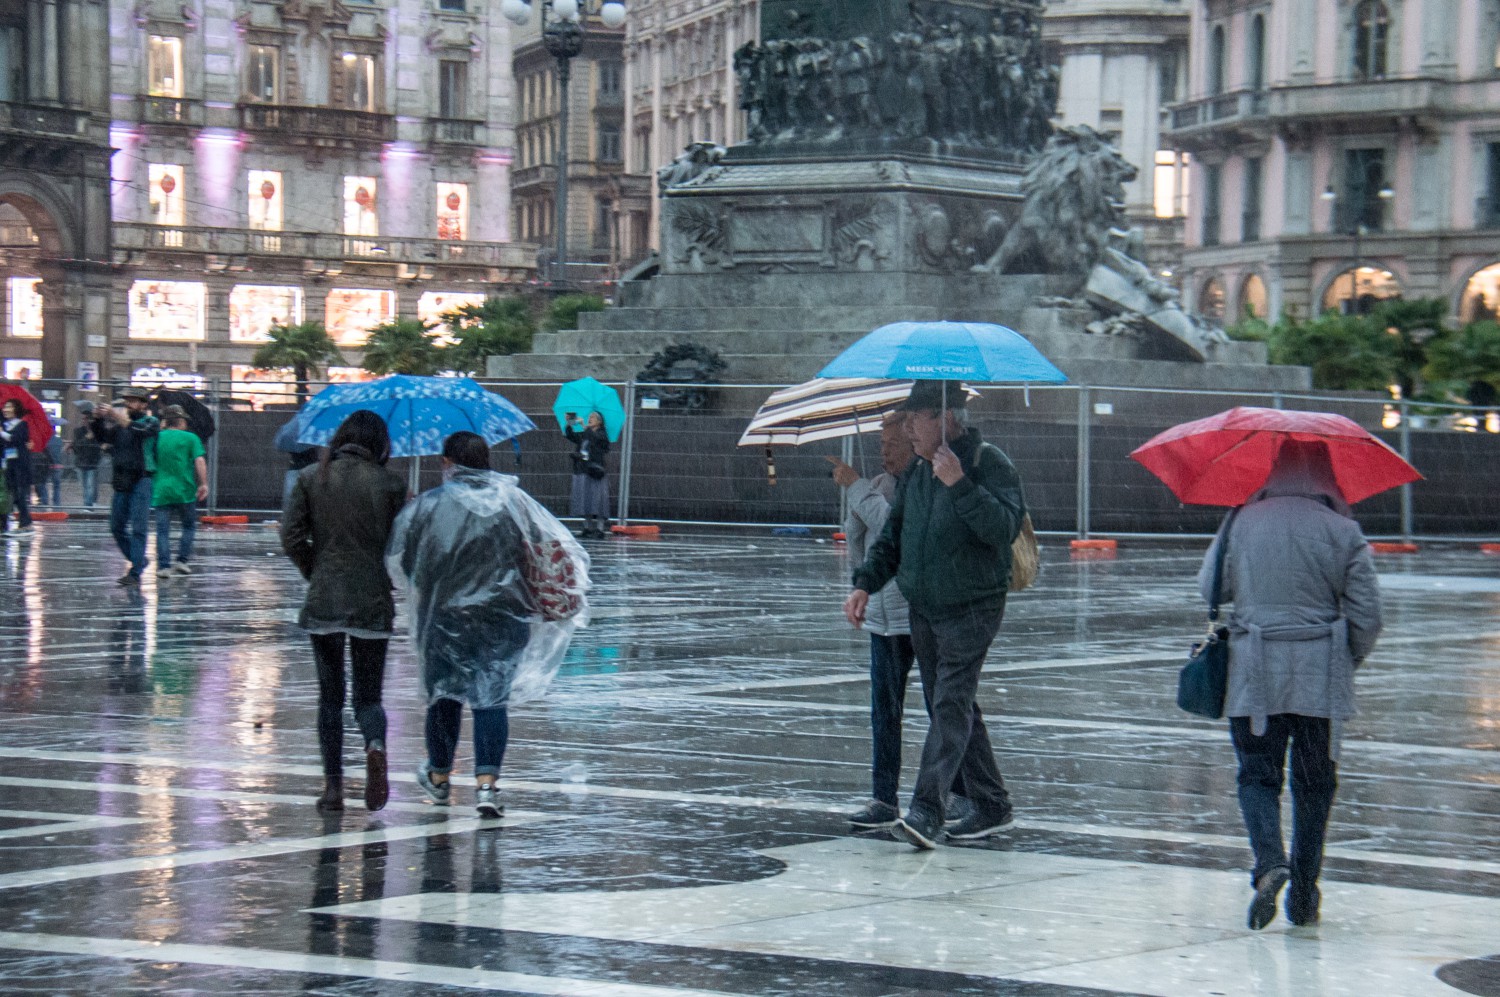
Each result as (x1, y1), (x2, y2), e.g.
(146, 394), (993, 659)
(0, 523), (1497, 995)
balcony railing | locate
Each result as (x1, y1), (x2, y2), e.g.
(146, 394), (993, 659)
(1168, 77), (1449, 136)
(0, 100), (91, 138)
(512, 164), (558, 189)
(428, 118), (485, 144)
(238, 103), (395, 142)
(138, 96), (204, 126)
(1167, 89), (1268, 131)
(114, 222), (537, 269)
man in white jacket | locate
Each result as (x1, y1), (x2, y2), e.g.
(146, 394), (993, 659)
(831, 412), (948, 829)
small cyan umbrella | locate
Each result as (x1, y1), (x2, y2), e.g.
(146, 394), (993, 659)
(1130, 406), (1422, 507)
(552, 377), (626, 442)
(296, 375), (535, 458)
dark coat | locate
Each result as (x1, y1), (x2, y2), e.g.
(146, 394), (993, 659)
(566, 425), (609, 475)
(854, 427), (1026, 619)
(282, 445), (407, 636)
(0, 418), (32, 490)
(92, 412), (159, 490)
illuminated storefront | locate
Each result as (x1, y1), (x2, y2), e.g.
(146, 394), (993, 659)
(417, 290), (484, 346)
(229, 285), (303, 342)
(7, 277), (42, 338)
(129, 279), (205, 339)
(324, 288), (394, 346)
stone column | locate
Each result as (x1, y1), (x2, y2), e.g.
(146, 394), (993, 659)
(36, 266), (74, 382)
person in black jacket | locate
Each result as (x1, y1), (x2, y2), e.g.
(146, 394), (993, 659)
(0, 399), (34, 536)
(91, 387), (159, 585)
(564, 410), (611, 538)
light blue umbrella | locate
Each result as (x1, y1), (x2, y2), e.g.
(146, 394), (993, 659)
(296, 375), (535, 458)
(552, 377), (626, 442)
(817, 321), (1067, 384)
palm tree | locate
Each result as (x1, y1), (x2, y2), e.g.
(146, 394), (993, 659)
(441, 297), (537, 375)
(251, 321), (345, 404)
(361, 318), (442, 377)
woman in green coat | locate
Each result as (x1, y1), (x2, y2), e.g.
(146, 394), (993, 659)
(282, 410), (407, 813)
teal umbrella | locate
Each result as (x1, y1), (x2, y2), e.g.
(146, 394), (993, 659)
(552, 377), (625, 442)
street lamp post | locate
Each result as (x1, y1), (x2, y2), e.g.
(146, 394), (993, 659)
(1321, 184), (1395, 313)
(502, 0), (627, 286)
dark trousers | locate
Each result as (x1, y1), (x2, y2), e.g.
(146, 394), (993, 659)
(1230, 714), (1338, 888)
(870, 632), (922, 806)
(4, 461), (30, 529)
(310, 633), (389, 777)
(109, 477), (152, 575)
(908, 601), (1009, 820)
(425, 698), (510, 778)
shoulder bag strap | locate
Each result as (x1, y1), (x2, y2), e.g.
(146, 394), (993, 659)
(1208, 507), (1240, 622)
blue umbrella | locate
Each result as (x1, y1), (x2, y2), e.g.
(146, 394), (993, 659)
(817, 321), (1067, 384)
(296, 375), (535, 458)
(552, 377), (626, 442)
(274, 412), (317, 454)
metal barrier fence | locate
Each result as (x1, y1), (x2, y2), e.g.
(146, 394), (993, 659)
(16, 377), (1500, 541)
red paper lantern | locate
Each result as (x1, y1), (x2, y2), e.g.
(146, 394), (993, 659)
(261, 179), (277, 200)
(159, 173), (176, 194)
(445, 191), (462, 211)
(354, 186), (372, 208)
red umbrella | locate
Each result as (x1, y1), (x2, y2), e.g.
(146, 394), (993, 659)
(0, 383), (53, 453)
(1130, 406), (1421, 507)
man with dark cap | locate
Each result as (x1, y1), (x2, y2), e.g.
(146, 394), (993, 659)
(91, 386), (159, 585)
(843, 380), (1027, 849)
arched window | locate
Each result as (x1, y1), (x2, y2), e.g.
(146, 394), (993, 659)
(1322, 265), (1400, 315)
(1249, 14), (1267, 90)
(1461, 262), (1500, 322)
(1209, 25), (1226, 95)
(1200, 276), (1227, 322)
(1239, 273), (1269, 320)
(1352, 0), (1389, 80)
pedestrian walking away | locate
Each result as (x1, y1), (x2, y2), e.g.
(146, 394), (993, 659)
(67, 414), (103, 508)
(0, 399), (34, 537)
(35, 431), (63, 506)
(844, 380), (1027, 850)
(152, 405), (208, 578)
(832, 411), (970, 830)
(1199, 439), (1382, 930)
(388, 431), (590, 819)
(281, 409), (407, 813)
(565, 410), (611, 538)
(91, 387), (159, 584)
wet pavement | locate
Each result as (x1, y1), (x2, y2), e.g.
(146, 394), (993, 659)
(0, 522), (1497, 996)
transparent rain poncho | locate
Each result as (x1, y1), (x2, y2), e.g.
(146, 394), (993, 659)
(386, 467), (591, 710)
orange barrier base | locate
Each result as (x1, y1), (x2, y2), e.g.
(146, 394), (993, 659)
(1370, 541), (1419, 554)
(1070, 538), (1118, 551)
(1482, 543), (1500, 555)
(201, 514), (250, 525)
(31, 511), (68, 521)
(611, 524), (661, 537)
(832, 532), (847, 542)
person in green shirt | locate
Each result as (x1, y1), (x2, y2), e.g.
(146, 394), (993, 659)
(152, 405), (208, 577)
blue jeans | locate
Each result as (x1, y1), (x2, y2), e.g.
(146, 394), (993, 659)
(1230, 714), (1337, 889)
(870, 632), (923, 806)
(110, 477), (152, 576)
(154, 501), (197, 568)
(426, 699), (510, 778)
(78, 468), (98, 508)
(909, 602), (1010, 820)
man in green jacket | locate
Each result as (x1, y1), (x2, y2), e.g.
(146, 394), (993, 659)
(843, 380), (1026, 849)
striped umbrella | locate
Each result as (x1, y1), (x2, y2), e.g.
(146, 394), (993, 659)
(737, 378), (918, 448)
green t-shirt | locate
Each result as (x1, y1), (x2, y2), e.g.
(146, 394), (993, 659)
(152, 428), (205, 507)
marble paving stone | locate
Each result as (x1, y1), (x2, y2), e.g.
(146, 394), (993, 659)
(1, 524), (1498, 995)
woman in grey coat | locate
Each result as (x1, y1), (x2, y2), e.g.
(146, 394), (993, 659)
(1198, 439), (1382, 930)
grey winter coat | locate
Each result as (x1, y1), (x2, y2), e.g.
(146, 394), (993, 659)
(1197, 446), (1382, 757)
(282, 445), (407, 637)
(844, 471), (910, 636)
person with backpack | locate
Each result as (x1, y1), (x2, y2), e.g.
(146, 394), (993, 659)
(843, 380), (1029, 849)
(90, 387), (159, 585)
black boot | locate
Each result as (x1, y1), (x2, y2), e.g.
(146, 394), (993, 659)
(316, 775), (344, 812)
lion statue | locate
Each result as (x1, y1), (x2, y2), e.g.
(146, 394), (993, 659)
(973, 125), (1137, 276)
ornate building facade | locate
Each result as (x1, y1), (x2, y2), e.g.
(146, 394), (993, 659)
(1167, 0), (1500, 325)
(623, 0), (759, 244)
(509, 3), (651, 282)
(1044, 0), (1190, 278)
(0, 0), (114, 387)
(5, 0), (533, 400)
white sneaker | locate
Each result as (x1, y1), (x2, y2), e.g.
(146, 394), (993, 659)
(474, 783), (503, 819)
(8, 527), (33, 537)
(172, 562), (192, 575)
(156, 567), (174, 577)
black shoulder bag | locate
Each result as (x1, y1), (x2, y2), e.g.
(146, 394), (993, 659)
(1177, 509), (1238, 719)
